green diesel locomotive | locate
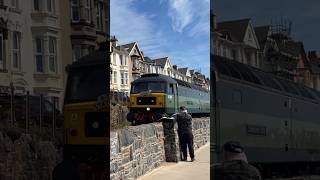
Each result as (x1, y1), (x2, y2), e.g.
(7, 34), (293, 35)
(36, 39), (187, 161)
(212, 55), (320, 177)
(127, 74), (210, 125)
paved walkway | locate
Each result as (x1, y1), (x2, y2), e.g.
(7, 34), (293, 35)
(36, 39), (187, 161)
(138, 143), (210, 180)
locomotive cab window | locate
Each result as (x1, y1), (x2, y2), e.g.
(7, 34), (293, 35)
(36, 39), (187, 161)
(65, 66), (106, 103)
(168, 84), (174, 94)
(131, 82), (166, 93)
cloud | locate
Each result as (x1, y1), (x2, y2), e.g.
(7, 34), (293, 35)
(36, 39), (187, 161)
(110, 0), (165, 56)
(111, 0), (210, 78)
(166, 0), (210, 36)
(167, 0), (194, 32)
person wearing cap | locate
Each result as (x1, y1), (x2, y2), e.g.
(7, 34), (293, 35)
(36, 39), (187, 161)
(213, 141), (262, 180)
(175, 106), (195, 161)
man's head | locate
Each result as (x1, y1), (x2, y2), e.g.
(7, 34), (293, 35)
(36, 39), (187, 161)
(179, 106), (187, 113)
(222, 141), (247, 163)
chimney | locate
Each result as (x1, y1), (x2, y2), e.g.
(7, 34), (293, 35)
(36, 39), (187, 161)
(110, 36), (117, 47)
(308, 50), (318, 60)
(173, 65), (177, 70)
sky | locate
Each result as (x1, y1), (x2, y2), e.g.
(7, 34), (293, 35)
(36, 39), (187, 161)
(111, 0), (210, 77)
(213, 0), (320, 53)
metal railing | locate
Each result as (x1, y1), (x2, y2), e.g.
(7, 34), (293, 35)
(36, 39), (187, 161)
(0, 91), (62, 142)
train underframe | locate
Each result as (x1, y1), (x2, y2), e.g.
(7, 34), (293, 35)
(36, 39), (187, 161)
(127, 107), (210, 125)
(127, 108), (165, 125)
(253, 161), (320, 178)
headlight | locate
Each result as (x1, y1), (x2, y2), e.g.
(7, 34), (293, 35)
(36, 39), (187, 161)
(92, 121), (100, 129)
(146, 107), (150, 111)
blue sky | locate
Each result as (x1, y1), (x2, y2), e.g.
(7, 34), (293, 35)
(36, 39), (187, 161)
(213, 0), (320, 53)
(111, 0), (210, 77)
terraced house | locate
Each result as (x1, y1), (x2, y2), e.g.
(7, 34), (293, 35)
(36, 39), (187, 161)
(0, 0), (63, 109)
(60, 0), (108, 103)
(110, 36), (131, 96)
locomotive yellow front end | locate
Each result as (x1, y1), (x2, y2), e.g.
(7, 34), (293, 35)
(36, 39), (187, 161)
(128, 92), (166, 124)
(127, 74), (178, 125)
(63, 57), (108, 165)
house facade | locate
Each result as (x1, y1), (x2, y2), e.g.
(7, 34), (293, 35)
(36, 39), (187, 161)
(110, 37), (130, 95)
(216, 18), (261, 68)
(60, 0), (108, 104)
(308, 51), (320, 91)
(0, 0), (63, 109)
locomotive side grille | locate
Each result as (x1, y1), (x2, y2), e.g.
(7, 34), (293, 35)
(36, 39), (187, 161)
(85, 112), (107, 137)
(137, 97), (156, 105)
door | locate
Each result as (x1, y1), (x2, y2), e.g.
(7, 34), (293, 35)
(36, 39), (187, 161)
(166, 83), (176, 115)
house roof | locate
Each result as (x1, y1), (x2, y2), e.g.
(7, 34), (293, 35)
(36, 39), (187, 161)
(178, 68), (188, 75)
(217, 18), (251, 42)
(120, 42), (136, 53)
(144, 56), (154, 63)
(277, 40), (302, 58)
(254, 25), (270, 48)
(153, 57), (169, 67)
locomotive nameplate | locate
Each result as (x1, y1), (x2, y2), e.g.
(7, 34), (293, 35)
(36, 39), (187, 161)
(246, 124), (266, 136)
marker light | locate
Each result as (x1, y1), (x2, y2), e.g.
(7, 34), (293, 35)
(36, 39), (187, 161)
(146, 107), (150, 111)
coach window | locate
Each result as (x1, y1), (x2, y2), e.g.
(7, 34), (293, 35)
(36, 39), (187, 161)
(232, 90), (242, 104)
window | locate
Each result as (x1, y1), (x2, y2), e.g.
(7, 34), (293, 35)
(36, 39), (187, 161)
(112, 53), (116, 64)
(34, 0), (40, 11)
(125, 72), (128, 84)
(121, 72), (128, 85)
(84, 0), (91, 22)
(96, 1), (103, 31)
(120, 55), (126, 65)
(12, 31), (21, 70)
(72, 45), (81, 62)
(113, 71), (117, 84)
(11, 0), (18, 9)
(48, 37), (57, 73)
(47, 0), (55, 13)
(71, 0), (80, 22)
(110, 71), (112, 84)
(35, 37), (43, 72)
(0, 32), (3, 69)
(33, 0), (40, 11)
(121, 73), (125, 84)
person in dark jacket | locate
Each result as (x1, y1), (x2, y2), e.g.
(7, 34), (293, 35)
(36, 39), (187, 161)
(176, 106), (195, 162)
(213, 141), (262, 180)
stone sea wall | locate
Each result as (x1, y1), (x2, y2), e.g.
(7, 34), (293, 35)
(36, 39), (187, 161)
(110, 123), (165, 180)
(110, 117), (210, 180)
(193, 117), (210, 149)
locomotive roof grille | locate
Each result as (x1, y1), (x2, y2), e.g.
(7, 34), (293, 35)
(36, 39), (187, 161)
(212, 55), (319, 100)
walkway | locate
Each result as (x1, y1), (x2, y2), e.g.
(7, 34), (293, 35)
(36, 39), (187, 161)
(138, 143), (210, 180)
